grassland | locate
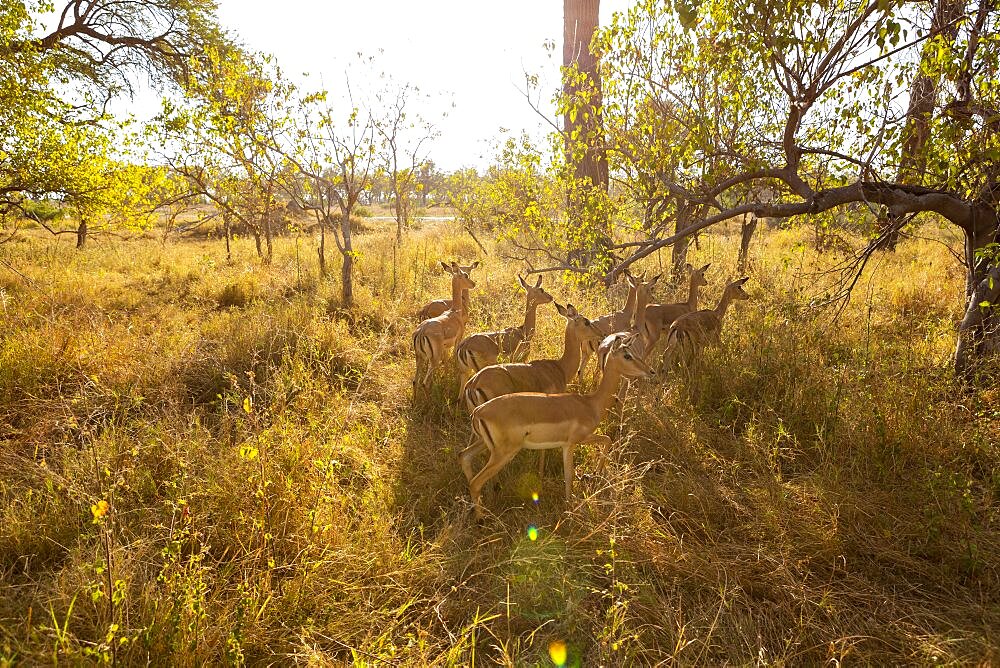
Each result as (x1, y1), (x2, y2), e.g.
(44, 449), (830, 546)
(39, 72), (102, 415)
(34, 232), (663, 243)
(1, 219), (998, 665)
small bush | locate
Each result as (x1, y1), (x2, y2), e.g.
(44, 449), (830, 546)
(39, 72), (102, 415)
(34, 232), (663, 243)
(218, 281), (253, 308)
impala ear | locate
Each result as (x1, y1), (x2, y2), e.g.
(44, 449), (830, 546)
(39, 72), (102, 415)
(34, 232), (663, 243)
(555, 302), (569, 316)
(566, 303), (578, 316)
(534, 275), (542, 288)
(470, 260), (480, 270)
(626, 272), (638, 288)
(440, 261), (451, 273)
(517, 274), (528, 290)
(700, 263), (711, 272)
(736, 277), (750, 286)
(649, 273), (662, 287)
(684, 263), (693, 272)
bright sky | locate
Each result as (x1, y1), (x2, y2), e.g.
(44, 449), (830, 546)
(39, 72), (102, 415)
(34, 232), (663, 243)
(215, 0), (635, 171)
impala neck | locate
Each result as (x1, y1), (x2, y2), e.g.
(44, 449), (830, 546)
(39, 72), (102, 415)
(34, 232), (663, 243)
(713, 290), (736, 320)
(589, 363), (626, 418)
(686, 276), (702, 310)
(557, 324), (584, 381)
(620, 283), (637, 319)
(522, 299), (539, 339)
(632, 288), (651, 334)
(452, 279), (468, 319)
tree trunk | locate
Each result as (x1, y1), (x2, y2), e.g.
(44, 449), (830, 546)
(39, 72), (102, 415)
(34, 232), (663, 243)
(738, 214), (758, 275)
(263, 211), (273, 265)
(224, 215), (232, 264)
(563, 0), (607, 192)
(955, 225), (1000, 378)
(252, 229), (263, 258)
(318, 215), (327, 276)
(341, 210), (354, 307)
(76, 219), (88, 249)
(394, 183), (407, 244)
(882, 0), (966, 249)
(671, 203), (700, 283)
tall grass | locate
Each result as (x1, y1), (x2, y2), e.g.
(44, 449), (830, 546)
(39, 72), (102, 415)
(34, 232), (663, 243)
(0, 220), (997, 665)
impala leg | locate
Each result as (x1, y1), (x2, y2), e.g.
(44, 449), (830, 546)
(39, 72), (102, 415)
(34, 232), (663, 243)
(537, 450), (546, 478)
(459, 437), (488, 483)
(469, 449), (518, 519)
(422, 346), (440, 388)
(562, 444), (576, 503)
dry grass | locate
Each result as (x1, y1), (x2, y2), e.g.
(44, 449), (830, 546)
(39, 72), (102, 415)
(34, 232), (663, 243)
(0, 219), (998, 665)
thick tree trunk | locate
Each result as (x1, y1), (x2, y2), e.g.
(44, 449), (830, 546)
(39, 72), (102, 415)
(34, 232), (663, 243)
(882, 0), (966, 249)
(563, 0), (607, 191)
(341, 210), (354, 307)
(75, 219), (87, 249)
(955, 226), (1000, 378)
(671, 203), (700, 283)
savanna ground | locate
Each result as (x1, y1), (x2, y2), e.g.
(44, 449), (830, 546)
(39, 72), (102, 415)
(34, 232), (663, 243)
(1, 215), (999, 666)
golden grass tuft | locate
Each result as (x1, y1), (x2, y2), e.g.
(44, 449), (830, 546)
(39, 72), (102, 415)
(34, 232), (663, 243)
(0, 221), (998, 664)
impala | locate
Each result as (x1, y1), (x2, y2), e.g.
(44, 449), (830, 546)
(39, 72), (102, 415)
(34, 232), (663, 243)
(460, 334), (655, 519)
(412, 263), (476, 389)
(597, 272), (661, 370)
(461, 302), (604, 412)
(417, 260), (480, 321)
(659, 277), (750, 370)
(578, 270), (637, 379)
(641, 263), (710, 353)
(454, 275), (554, 397)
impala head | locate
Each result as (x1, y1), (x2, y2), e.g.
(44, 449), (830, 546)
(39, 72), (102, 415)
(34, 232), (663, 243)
(446, 262), (476, 290)
(555, 302), (604, 346)
(627, 271), (662, 304)
(605, 334), (655, 379)
(441, 260), (480, 276)
(726, 276), (751, 301)
(517, 274), (554, 307)
(686, 262), (711, 288)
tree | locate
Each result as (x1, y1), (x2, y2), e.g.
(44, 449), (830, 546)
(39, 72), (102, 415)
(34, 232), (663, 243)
(280, 88), (378, 306)
(373, 80), (439, 243)
(155, 47), (294, 263)
(0, 1), (225, 240)
(584, 0), (1000, 377)
(512, 0), (999, 376)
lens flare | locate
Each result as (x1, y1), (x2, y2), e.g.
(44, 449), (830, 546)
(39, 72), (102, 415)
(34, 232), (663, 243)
(527, 524), (538, 541)
(548, 640), (568, 666)
(531, 491), (540, 504)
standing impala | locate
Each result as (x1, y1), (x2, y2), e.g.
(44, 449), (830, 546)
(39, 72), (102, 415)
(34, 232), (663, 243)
(454, 275), (554, 397)
(597, 272), (661, 370)
(461, 302), (604, 412)
(577, 271), (637, 380)
(417, 261), (480, 321)
(659, 277), (750, 370)
(641, 263), (710, 354)
(412, 263), (476, 389)
(460, 334), (655, 519)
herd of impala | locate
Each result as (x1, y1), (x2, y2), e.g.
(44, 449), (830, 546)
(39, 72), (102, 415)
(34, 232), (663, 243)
(412, 260), (751, 518)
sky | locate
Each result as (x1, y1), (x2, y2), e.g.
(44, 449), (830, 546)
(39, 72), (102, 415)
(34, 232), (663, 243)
(214, 0), (635, 170)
